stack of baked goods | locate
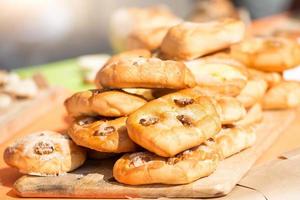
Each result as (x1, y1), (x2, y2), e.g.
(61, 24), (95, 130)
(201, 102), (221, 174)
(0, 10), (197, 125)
(230, 36), (300, 110)
(4, 8), (300, 187)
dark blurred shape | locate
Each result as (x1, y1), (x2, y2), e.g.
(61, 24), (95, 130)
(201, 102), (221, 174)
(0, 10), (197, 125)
(234, 0), (292, 19)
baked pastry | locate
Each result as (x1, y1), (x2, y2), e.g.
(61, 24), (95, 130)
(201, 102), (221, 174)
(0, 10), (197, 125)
(262, 81), (300, 109)
(64, 89), (147, 118)
(104, 49), (151, 67)
(4, 131), (86, 176)
(248, 68), (282, 88)
(113, 141), (220, 185)
(215, 96), (246, 124)
(214, 125), (256, 158)
(68, 116), (137, 153)
(78, 54), (110, 83)
(273, 30), (300, 45)
(184, 87), (246, 124)
(87, 149), (119, 160)
(234, 103), (263, 127)
(237, 78), (268, 108)
(160, 18), (245, 60)
(122, 88), (155, 101)
(96, 49), (151, 89)
(230, 37), (300, 72)
(96, 57), (196, 89)
(110, 6), (181, 52)
(127, 26), (171, 51)
(184, 57), (248, 96)
(190, 0), (238, 22)
(127, 90), (221, 157)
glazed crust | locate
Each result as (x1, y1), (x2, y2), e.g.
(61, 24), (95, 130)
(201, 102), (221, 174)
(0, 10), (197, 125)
(126, 90), (221, 157)
(68, 117), (137, 153)
(230, 37), (300, 72)
(113, 141), (220, 185)
(160, 18), (245, 60)
(184, 58), (248, 96)
(237, 78), (268, 108)
(262, 81), (300, 109)
(4, 131), (86, 176)
(64, 89), (147, 118)
(214, 125), (256, 158)
(96, 57), (196, 89)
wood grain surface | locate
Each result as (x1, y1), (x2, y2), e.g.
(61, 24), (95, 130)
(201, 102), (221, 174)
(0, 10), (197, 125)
(12, 109), (296, 198)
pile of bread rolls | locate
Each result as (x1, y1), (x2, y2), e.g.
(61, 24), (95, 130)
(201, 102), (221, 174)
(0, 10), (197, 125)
(4, 6), (300, 186)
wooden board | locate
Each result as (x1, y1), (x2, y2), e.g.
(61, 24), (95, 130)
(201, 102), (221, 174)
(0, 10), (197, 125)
(0, 87), (68, 145)
(12, 109), (296, 199)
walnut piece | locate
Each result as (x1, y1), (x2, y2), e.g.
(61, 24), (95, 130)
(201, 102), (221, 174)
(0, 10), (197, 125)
(177, 115), (193, 126)
(130, 153), (152, 167)
(94, 126), (115, 136)
(34, 141), (55, 155)
(174, 98), (194, 107)
(139, 117), (159, 126)
(78, 117), (97, 126)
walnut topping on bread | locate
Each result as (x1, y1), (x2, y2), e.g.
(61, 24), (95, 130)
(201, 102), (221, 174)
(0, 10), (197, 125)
(4, 131), (86, 176)
(94, 126), (116, 136)
(139, 117), (159, 126)
(129, 152), (152, 167)
(176, 115), (193, 127)
(174, 98), (194, 107)
(33, 141), (55, 155)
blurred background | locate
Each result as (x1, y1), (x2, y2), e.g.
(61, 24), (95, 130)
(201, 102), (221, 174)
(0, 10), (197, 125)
(0, 0), (298, 70)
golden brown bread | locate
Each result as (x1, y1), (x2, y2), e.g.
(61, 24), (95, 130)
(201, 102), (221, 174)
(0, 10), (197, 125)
(64, 89), (147, 118)
(180, 87), (246, 124)
(262, 81), (300, 109)
(68, 117), (137, 153)
(4, 131), (86, 176)
(237, 78), (268, 108)
(160, 18), (245, 60)
(184, 58), (248, 96)
(127, 90), (221, 157)
(248, 68), (282, 88)
(104, 49), (151, 67)
(127, 26), (171, 51)
(121, 88), (155, 101)
(96, 57), (196, 89)
(110, 6), (181, 52)
(214, 96), (246, 124)
(230, 37), (300, 72)
(234, 103), (263, 127)
(113, 141), (220, 185)
(214, 125), (256, 158)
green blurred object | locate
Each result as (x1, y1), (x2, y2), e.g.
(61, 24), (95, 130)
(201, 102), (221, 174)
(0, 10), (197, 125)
(14, 59), (94, 92)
